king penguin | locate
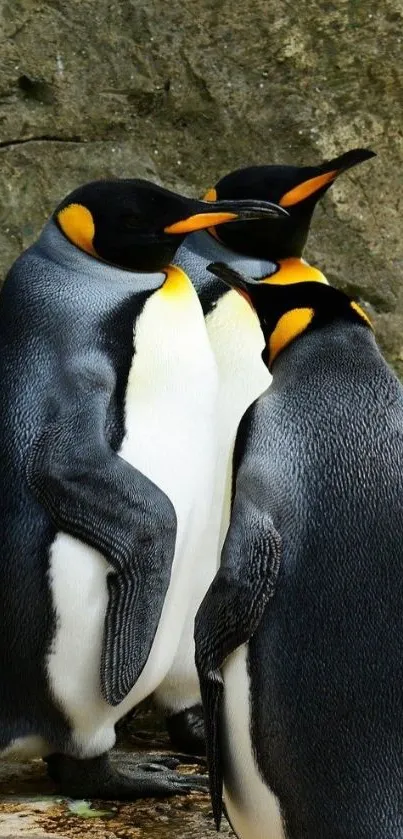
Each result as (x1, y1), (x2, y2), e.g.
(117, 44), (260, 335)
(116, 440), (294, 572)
(0, 178), (283, 799)
(156, 147), (376, 753)
(195, 257), (403, 839)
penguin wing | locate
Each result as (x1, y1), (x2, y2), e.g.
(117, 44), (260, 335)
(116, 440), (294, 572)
(26, 393), (177, 707)
(194, 495), (282, 828)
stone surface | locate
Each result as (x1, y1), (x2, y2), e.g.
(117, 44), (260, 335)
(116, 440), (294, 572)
(0, 0), (402, 366)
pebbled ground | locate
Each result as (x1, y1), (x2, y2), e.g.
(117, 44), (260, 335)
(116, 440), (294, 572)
(0, 705), (232, 839)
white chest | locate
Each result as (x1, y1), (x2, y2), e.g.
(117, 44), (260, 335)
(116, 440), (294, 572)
(207, 289), (271, 430)
(206, 290), (271, 544)
(120, 275), (218, 519)
(223, 645), (285, 839)
(45, 270), (219, 757)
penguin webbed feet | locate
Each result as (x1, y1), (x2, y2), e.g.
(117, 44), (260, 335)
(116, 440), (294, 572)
(165, 704), (206, 756)
(44, 750), (209, 800)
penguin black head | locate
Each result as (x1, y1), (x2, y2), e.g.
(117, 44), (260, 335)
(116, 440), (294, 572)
(55, 179), (288, 273)
(204, 148), (376, 260)
(208, 261), (373, 371)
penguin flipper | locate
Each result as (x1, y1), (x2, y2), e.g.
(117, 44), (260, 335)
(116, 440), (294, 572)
(194, 496), (282, 829)
(26, 394), (177, 706)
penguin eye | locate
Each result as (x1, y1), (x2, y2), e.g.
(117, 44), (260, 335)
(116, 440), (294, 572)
(121, 213), (145, 230)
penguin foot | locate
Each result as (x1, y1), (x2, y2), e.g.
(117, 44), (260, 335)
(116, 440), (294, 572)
(44, 752), (208, 800)
(165, 705), (206, 756)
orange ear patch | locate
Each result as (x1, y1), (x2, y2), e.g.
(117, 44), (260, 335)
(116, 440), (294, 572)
(57, 204), (97, 256)
(269, 307), (314, 367)
(202, 187), (220, 239)
(279, 170), (338, 208)
(203, 187), (217, 202)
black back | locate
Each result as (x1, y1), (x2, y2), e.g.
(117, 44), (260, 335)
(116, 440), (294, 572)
(0, 221), (163, 748)
(237, 324), (403, 838)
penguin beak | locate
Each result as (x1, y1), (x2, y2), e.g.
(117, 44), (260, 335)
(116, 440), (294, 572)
(164, 199), (288, 234)
(207, 261), (259, 293)
(279, 147), (376, 208)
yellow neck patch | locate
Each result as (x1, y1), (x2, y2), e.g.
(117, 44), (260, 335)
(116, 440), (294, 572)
(269, 307), (314, 367)
(160, 264), (194, 298)
(264, 257), (328, 286)
(57, 203), (97, 257)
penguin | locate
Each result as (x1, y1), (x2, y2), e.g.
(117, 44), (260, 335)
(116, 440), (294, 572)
(195, 257), (403, 839)
(156, 148), (376, 753)
(0, 179), (284, 800)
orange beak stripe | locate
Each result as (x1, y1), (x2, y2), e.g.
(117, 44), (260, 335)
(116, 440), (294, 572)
(279, 170), (338, 207)
(164, 211), (238, 234)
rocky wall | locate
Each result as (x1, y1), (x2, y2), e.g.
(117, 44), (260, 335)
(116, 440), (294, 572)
(0, 0), (402, 366)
